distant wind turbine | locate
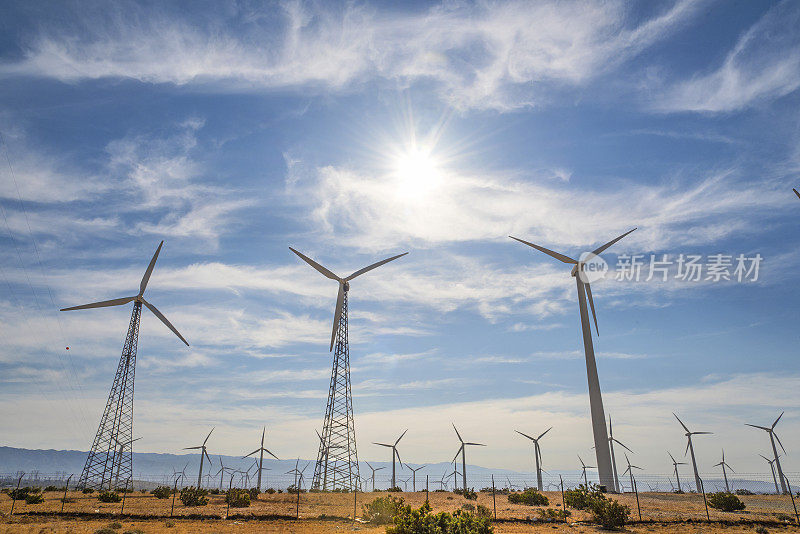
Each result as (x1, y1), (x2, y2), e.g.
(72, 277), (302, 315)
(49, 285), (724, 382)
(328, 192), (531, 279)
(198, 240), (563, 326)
(112, 436), (141, 488)
(622, 453), (642, 493)
(578, 455), (595, 487)
(713, 449), (734, 493)
(184, 428), (214, 488)
(746, 412), (788, 494)
(373, 429), (407, 490)
(452, 424), (485, 493)
(673, 413), (711, 492)
(668, 452), (687, 493)
(243, 427), (279, 492)
(408, 465), (426, 492)
(510, 229), (636, 491)
(515, 427), (551, 491)
(607, 417), (632, 493)
(759, 454), (781, 494)
(364, 461), (385, 491)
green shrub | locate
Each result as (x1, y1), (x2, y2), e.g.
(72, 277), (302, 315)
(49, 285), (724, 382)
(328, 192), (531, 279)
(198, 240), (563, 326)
(589, 495), (630, 530)
(225, 488), (251, 508)
(179, 486), (209, 506)
(97, 491), (122, 503)
(455, 487), (478, 500)
(735, 489), (754, 496)
(94, 528), (116, 534)
(44, 485), (60, 492)
(164, 520), (175, 528)
(123, 530), (145, 534)
(508, 488), (548, 506)
(707, 492), (746, 512)
(287, 484), (305, 494)
(476, 504), (492, 519)
(209, 488), (220, 495)
(537, 508), (571, 521)
(266, 488), (276, 494)
(9, 487), (35, 500)
(461, 503), (475, 512)
(107, 522), (122, 530)
(387, 501), (493, 534)
(83, 488), (95, 494)
(563, 484), (596, 510)
(25, 492), (45, 504)
(387, 486), (402, 492)
(248, 487), (259, 500)
(151, 486), (172, 499)
(362, 495), (405, 525)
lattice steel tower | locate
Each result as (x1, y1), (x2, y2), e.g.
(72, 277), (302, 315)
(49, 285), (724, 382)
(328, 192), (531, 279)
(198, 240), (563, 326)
(61, 241), (189, 490)
(313, 290), (359, 490)
(289, 247), (408, 491)
(78, 302), (141, 490)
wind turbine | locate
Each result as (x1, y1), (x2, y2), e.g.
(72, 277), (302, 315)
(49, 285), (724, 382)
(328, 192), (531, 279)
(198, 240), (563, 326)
(214, 456), (233, 492)
(184, 428), (214, 488)
(290, 247), (407, 490)
(622, 453), (642, 493)
(713, 449), (734, 493)
(607, 417), (632, 493)
(61, 241), (189, 489)
(112, 436), (141, 489)
(746, 413), (788, 494)
(364, 462), (385, 491)
(759, 454), (781, 494)
(673, 414), (711, 492)
(373, 429), (407, 490)
(286, 460), (309, 491)
(515, 427), (551, 491)
(172, 462), (189, 488)
(578, 455), (595, 487)
(408, 465), (426, 492)
(668, 452), (687, 493)
(452, 424), (485, 493)
(243, 427), (279, 492)
(509, 229), (636, 492)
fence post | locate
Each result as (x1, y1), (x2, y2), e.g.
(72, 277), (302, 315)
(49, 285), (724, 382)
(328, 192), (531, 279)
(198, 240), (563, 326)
(491, 474), (496, 521)
(61, 474), (73, 514)
(633, 476), (641, 521)
(783, 474), (799, 525)
(295, 480), (300, 519)
(425, 475), (429, 503)
(170, 478), (178, 518)
(353, 484), (357, 522)
(225, 477), (233, 520)
(700, 479), (710, 522)
(10, 472), (24, 516)
(560, 475), (566, 523)
(120, 477), (130, 514)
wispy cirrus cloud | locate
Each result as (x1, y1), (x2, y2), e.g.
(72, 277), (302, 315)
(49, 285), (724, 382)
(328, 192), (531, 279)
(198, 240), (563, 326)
(656, 0), (800, 113)
(2, 0), (703, 111)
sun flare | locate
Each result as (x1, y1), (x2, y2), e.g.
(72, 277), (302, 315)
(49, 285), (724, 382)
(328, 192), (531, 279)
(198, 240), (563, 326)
(391, 144), (442, 198)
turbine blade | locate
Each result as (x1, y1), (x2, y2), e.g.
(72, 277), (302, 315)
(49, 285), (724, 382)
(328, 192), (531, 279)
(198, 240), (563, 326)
(591, 228), (637, 256)
(60, 296), (136, 311)
(772, 411), (784, 429)
(204, 427), (215, 445)
(585, 282), (599, 336)
(141, 298), (189, 346)
(373, 442), (393, 448)
(673, 413), (690, 433)
(140, 241), (163, 295)
(289, 247), (340, 281)
(537, 427), (553, 440)
(509, 236), (577, 264)
(330, 282), (345, 352)
(692, 432), (712, 435)
(465, 442), (485, 446)
(614, 438), (633, 453)
(184, 446), (202, 450)
(774, 432), (786, 454)
(365, 461), (373, 470)
(395, 429), (409, 445)
(243, 450), (259, 459)
(515, 430), (536, 441)
(452, 445), (463, 463)
(264, 449), (279, 460)
(684, 440), (690, 456)
(794, 188), (800, 199)
(746, 423), (771, 431)
(346, 252), (408, 281)
(204, 449), (212, 465)
(668, 452), (676, 463)
(452, 423), (463, 442)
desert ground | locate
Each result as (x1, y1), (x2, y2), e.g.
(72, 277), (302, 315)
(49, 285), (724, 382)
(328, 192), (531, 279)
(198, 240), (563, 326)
(1, 489), (799, 533)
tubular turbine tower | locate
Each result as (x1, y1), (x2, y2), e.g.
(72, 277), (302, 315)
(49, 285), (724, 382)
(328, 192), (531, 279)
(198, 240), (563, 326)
(290, 247), (407, 490)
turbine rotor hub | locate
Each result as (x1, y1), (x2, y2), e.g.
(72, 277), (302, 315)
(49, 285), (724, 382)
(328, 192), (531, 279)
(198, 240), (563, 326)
(343, 281), (350, 292)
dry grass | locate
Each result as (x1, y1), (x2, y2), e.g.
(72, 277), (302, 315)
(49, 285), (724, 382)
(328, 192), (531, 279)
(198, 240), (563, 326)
(1, 490), (798, 533)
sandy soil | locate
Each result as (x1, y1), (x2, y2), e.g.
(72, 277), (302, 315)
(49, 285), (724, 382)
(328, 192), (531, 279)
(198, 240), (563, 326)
(1, 490), (798, 533)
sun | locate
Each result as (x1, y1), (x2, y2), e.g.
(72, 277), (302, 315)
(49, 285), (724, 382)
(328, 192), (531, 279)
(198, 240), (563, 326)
(391, 144), (442, 198)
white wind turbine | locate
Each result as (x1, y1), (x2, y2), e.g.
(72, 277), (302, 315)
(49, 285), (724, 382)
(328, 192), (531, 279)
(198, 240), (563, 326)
(668, 452), (687, 493)
(242, 427), (279, 492)
(622, 453), (642, 493)
(408, 465), (426, 492)
(578, 455), (595, 488)
(112, 436), (141, 488)
(364, 462), (386, 492)
(713, 449), (734, 493)
(607, 417), (633, 493)
(673, 414), (711, 492)
(374, 429), (407, 490)
(746, 413), (788, 494)
(759, 454), (781, 494)
(452, 424), (485, 493)
(515, 427), (551, 491)
(509, 229), (636, 491)
(184, 428), (214, 488)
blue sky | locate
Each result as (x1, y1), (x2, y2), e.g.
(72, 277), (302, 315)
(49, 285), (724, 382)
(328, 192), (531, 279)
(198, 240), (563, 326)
(0, 0), (799, 478)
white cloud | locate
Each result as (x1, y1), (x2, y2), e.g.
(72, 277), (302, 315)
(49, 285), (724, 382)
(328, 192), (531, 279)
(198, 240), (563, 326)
(3, 1), (703, 111)
(657, 1), (800, 112)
